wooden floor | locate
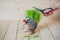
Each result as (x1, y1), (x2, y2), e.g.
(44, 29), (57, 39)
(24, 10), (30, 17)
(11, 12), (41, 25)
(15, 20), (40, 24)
(0, 20), (60, 40)
(0, 0), (60, 40)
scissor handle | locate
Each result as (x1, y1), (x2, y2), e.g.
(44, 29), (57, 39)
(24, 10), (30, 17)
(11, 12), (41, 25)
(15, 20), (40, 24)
(45, 8), (53, 13)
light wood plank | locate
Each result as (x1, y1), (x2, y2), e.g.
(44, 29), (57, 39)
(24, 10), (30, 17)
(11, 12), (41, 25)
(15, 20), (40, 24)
(0, 20), (10, 40)
(15, 20), (28, 40)
(48, 21), (60, 40)
(40, 28), (54, 40)
(4, 20), (18, 40)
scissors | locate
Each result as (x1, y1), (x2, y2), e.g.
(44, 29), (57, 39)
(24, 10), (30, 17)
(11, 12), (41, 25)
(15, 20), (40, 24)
(33, 7), (53, 16)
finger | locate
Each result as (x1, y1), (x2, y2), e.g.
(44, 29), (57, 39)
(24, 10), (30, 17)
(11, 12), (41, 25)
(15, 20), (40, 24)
(44, 10), (48, 13)
(49, 12), (52, 15)
(43, 14), (49, 16)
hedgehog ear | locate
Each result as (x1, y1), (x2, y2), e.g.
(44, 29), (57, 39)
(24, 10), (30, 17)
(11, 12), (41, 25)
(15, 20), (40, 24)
(22, 19), (27, 24)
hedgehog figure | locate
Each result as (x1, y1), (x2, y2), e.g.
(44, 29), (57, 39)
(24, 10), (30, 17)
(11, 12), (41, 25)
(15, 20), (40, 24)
(22, 10), (42, 35)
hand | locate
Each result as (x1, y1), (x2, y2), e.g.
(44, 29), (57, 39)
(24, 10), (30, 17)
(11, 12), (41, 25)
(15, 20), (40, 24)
(43, 8), (53, 16)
